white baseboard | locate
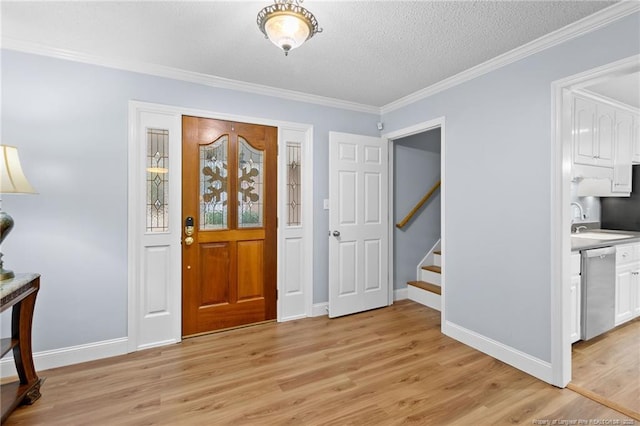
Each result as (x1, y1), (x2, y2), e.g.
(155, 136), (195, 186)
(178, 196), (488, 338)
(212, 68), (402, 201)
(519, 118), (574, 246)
(394, 287), (408, 301)
(1, 337), (128, 379)
(279, 313), (308, 322)
(442, 320), (553, 384)
(136, 338), (179, 352)
(311, 302), (328, 317)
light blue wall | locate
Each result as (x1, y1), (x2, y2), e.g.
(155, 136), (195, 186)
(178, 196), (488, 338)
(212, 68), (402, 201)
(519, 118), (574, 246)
(382, 12), (640, 362)
(393, 129), (441, 290)
(0, 50), (379, 351)
(2, 11), (638, 364)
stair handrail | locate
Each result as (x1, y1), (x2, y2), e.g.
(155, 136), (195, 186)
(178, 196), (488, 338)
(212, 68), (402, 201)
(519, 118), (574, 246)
(396, 180), (441, 229)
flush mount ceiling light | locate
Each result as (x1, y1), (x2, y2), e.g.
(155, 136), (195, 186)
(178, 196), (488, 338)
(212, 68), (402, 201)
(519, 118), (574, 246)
(257, 0), (322, 56)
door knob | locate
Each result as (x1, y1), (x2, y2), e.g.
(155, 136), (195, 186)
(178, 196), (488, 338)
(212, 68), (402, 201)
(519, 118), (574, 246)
(332, 230), (340, 237)
(184, 236), (194, 246)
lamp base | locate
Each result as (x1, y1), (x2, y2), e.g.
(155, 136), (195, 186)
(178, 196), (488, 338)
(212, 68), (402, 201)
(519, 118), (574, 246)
(0, 266), (14, 281)
(0, 210), (16, 281)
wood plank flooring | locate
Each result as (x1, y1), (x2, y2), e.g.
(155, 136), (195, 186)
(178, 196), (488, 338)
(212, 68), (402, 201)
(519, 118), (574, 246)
(4, 301), (636, 425)
(570, 317), (640, 417)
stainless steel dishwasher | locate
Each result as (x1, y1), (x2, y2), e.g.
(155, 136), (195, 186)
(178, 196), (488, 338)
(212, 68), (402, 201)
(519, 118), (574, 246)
(581, 246), (616, 341)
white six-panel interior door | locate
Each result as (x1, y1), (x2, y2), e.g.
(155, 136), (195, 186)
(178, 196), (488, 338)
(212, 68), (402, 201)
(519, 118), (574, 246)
(328, 131), (390, 317)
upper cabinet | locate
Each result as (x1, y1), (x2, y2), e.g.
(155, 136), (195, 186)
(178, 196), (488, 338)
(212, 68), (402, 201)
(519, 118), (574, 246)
(573, 96), (614, 167)
(572, 92), (640, 196)
(613, 109), (634, 193)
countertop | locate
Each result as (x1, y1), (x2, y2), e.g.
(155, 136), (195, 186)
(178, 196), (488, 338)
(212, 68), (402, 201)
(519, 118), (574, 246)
(571, 229), (640, 252)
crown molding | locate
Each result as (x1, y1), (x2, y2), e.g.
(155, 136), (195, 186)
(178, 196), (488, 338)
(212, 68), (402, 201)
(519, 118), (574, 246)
(1, 37), (380, 115)
(381, 1), (640, 115)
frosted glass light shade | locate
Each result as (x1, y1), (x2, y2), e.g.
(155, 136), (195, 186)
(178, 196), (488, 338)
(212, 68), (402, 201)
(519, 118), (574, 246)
(0, 145), (36, 194)
(264, 13), (311, 54)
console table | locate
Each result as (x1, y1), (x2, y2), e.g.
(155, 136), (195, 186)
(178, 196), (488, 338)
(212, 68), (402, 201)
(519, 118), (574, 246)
(1, 273), (42, 423)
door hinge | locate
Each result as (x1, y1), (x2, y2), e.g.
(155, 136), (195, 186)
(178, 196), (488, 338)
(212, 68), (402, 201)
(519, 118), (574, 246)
(276, 289), (279, 300)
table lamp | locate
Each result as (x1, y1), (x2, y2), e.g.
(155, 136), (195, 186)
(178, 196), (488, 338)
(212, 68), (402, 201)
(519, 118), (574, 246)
(0, 145), (37, 281)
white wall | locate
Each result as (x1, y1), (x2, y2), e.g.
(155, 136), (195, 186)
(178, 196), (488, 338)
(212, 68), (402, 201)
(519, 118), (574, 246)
(0, 49), (379, 353)
(393, 129), (441, 290)
(382, 12), (640, 363)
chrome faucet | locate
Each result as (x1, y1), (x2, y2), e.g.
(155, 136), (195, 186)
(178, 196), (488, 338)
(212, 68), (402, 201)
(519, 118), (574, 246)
(575, 225), (587, 234)
(571, 202), (586, 220)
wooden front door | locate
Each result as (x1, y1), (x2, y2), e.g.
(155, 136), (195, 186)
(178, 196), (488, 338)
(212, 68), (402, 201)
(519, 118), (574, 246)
(182, 116), (277, 336)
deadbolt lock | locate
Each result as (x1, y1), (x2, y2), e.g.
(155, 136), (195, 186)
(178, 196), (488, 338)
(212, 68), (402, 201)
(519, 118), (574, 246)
(185, 216), (194, 237)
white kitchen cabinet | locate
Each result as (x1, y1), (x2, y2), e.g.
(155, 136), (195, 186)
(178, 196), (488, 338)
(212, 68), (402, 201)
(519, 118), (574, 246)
(614, 243), (640, 326)
(595, 103), (615, 167)
(612, 110), (634, 193)
(573, 96), (614, 168)
(572, 92), (639, 196)
(633, 115), (640, 164)
(635, 268), (640, 318)
(632, 244), (640, 318)
(615, 265), (634, 325)
(570, 252), (581, 343)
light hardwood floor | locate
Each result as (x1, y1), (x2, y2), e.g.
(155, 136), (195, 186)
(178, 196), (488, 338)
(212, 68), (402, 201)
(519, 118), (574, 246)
(4, 301), (636, 425)
(570, 317), (640, 417)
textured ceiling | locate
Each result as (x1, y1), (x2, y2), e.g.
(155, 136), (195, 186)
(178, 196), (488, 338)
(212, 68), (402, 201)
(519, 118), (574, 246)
(1, 1), (621, 108)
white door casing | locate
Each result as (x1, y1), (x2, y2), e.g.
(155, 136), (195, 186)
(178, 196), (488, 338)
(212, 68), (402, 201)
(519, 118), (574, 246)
(328, 132), (389, 318)
(128, 101), (314, 351)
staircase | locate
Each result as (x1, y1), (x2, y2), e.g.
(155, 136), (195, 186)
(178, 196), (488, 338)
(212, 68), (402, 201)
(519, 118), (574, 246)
(396, 180), (442, 311)
(407, 247), (441, 311)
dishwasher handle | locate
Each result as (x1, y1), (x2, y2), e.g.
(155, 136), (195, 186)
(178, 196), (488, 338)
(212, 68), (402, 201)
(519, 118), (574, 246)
(584, 246), (616, 258)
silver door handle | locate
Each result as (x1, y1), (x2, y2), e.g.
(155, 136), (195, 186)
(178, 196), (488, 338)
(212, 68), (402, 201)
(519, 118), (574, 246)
(332, 230), (340, 237)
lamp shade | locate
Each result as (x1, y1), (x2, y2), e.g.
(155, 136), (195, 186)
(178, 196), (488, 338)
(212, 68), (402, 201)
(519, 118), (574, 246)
(0, 145), (37, 194)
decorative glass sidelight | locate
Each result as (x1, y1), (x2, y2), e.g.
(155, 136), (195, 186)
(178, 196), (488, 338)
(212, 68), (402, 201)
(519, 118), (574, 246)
(238, 137), (263, 228)
(146, 128), (169, 233)
(287, 142), (302, 226)
(200, 135), (229, 230)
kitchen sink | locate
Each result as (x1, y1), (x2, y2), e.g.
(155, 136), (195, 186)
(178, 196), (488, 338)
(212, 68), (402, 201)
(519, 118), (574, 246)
(571, 232), (633, 240)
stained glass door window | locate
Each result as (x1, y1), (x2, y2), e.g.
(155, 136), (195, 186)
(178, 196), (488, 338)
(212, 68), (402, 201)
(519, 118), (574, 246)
(146, 128), (169, 232)
(286, 142), (301, 226)
(238, 137), (264, 228)
(200, 135), (229, 230)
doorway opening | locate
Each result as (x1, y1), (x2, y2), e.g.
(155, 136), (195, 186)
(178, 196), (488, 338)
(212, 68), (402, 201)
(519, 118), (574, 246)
(551, 55), (639, 413)
(392, 129), (442, 304)
(383, 118), (445, 319)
